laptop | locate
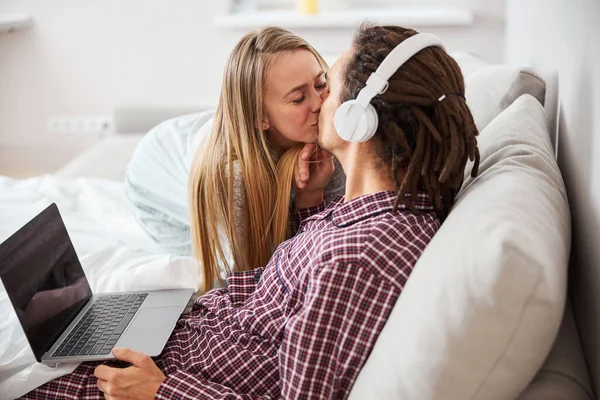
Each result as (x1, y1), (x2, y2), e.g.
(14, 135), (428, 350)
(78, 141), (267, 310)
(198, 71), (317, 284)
(0, 203), (194, 364)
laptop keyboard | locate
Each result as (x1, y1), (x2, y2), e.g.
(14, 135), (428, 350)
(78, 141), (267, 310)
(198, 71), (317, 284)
(52, 293), (147, 358)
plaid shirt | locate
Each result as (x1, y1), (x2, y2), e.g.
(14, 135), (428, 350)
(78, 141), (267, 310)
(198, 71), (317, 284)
(23, 190), (439, 399)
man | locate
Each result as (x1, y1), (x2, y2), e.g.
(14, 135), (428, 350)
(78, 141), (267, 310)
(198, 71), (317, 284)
(23, 24), (478, 399)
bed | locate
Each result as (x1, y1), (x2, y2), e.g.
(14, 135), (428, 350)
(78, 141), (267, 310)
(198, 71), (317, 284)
(0, 101), (219, 398)
(0, 166), (203, 399)
(1, 2), (598, 397)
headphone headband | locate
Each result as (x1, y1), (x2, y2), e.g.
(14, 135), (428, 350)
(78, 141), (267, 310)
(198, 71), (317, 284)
(361, 33), (445, 107)
(337, 32), (446, 142)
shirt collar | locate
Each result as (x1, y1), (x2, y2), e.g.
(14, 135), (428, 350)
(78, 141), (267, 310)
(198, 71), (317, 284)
(331, 190), (435, 227)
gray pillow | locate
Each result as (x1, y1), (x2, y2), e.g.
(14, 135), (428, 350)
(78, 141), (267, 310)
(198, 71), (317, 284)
(451, 51), (546, 131)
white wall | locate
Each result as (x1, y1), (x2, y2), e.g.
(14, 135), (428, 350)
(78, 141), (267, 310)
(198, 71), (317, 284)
(0, 0), (504, 176)
(506, 0), (600, 395)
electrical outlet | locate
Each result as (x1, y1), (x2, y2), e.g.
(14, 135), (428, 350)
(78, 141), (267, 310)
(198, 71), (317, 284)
(47, 116), (112, 135)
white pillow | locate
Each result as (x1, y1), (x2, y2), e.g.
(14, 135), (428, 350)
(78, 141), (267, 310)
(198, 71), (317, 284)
(124, 112), (210, 256)
(348, 94), (570, 400)
(451, 52), (546, 132)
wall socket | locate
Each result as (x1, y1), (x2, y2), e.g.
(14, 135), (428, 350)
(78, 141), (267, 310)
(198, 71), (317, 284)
(47, 116), (112, 135)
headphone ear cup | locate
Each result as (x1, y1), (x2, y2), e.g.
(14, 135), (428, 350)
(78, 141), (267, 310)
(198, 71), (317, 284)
(354, 104), (378, 142)
(334, 100), (358, 142)
(334, 100), (379, 142)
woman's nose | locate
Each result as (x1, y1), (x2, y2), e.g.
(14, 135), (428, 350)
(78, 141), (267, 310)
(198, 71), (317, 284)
(311, 89), (324, 113)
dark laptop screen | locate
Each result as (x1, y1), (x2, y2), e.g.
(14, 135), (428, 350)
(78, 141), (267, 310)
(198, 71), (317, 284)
(0, 203), (92, 361)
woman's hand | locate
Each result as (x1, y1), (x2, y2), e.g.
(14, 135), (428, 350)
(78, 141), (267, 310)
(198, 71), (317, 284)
(295, 143), (334, 208)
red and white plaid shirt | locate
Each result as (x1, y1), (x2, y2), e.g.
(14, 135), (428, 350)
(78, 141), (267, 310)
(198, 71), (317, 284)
(24, 190), (439, 399)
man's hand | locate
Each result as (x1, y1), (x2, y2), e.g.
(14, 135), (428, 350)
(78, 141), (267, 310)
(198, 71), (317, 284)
(295, 143), (335, 208)
(94, 348), (166, 400)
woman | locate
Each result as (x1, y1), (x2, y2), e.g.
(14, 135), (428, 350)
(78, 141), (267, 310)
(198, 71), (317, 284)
(189, 27), (350, 292)
(126, 27), (346, 292)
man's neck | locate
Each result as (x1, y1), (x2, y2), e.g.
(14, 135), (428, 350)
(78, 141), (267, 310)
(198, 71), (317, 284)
(337, 144), (396, 203)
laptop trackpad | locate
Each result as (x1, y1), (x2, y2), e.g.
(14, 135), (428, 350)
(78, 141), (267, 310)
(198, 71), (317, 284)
(116, 307), (180, 357)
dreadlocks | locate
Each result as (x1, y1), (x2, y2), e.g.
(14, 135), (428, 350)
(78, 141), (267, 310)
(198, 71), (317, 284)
(341, 24), (480, 220)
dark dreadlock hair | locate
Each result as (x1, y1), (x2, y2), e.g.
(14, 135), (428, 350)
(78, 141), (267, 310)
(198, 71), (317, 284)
(341, 24), (480, 220)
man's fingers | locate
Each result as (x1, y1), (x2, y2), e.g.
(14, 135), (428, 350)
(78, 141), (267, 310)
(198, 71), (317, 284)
(94, 365), (118, 382)
(95, 365), (133, 390)
(112, 347), (151, 367)
(97, 378), (114, 396)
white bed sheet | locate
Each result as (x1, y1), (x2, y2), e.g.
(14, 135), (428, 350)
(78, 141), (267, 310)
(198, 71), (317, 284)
(0, 175), (201, 400)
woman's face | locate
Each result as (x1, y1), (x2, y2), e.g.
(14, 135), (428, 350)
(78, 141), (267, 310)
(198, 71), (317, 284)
(263, 49), (328, 153)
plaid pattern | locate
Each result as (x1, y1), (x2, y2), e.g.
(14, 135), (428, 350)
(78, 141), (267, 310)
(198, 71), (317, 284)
(23, 190), (439, 399)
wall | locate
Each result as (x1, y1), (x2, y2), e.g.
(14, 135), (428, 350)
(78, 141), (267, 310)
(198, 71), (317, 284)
(0, 0), (504, 176)
(505, 0), (600, 395)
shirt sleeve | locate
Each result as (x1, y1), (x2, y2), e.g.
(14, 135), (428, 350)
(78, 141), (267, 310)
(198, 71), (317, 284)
(279, 262), (400, 399)
(156, 370), (269, 399)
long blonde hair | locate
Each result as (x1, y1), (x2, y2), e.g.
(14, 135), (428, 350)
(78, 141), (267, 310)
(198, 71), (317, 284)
(189, 27), (326, 292)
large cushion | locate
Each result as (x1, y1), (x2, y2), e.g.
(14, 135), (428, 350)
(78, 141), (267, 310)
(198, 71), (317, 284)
(517, 300), (593, 400)
(348, 94), (570, 400)
(451, 52), (546, 132)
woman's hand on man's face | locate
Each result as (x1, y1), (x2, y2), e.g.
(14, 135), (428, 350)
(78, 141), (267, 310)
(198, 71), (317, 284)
(294, 143), (334, 208)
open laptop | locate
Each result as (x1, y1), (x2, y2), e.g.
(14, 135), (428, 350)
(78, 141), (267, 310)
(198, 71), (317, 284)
(0, 203), (194, 364)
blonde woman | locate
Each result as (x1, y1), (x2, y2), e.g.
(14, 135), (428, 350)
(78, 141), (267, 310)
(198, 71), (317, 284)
(188, 27), (347, 292)
(125, 27), (345, 292)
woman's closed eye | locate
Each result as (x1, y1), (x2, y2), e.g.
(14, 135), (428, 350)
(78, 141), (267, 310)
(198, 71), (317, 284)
(292, 82), (328, 104)
(292, 95), (306, 104)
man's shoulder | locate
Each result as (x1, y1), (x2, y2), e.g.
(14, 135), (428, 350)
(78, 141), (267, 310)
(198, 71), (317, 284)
(343, 208), (439, 246)
(308, 210), (439, 285)
(371, 209), (440, 241)
(362, 211), (439, 265)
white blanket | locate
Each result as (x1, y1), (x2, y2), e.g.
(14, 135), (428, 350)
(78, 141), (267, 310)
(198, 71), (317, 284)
(0, 175), (201, 400)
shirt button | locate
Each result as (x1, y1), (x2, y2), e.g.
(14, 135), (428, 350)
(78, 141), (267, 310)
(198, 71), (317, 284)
(254, 271), (262, 283)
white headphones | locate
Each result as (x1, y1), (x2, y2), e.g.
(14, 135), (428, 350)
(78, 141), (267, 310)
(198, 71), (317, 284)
(334, 33), (446, 142)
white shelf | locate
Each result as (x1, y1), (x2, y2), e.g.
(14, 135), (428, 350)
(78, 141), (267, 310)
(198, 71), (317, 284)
(215, 6), (473, 29)
(0, 14), (33, 32)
